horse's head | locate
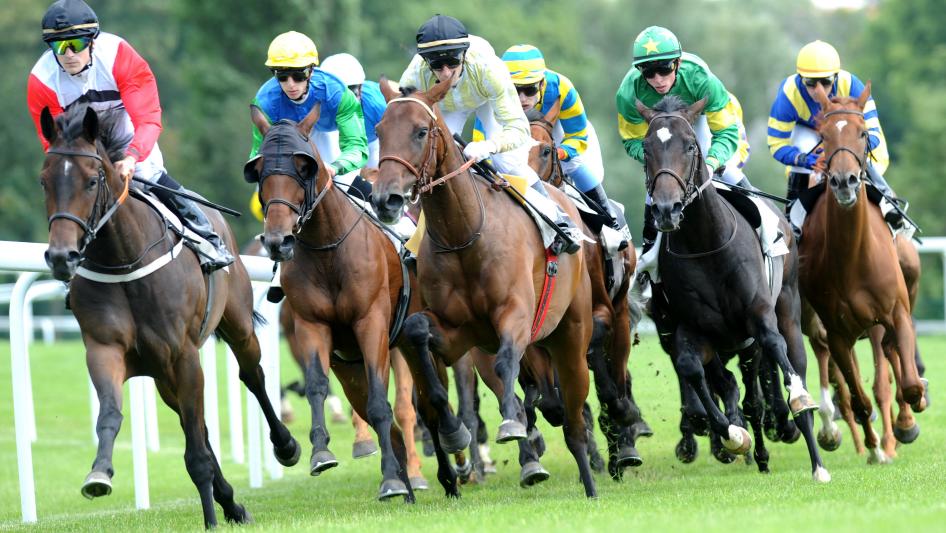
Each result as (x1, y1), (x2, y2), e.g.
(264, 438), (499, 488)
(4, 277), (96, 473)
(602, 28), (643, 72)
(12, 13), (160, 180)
(39, 105), (127, 281)
(636, 96), (708, 231)
(372, 76), (453, 223)
(526, 103), (564, 187)
(244, 103), (323, 261)
(812, 82), (872, 208)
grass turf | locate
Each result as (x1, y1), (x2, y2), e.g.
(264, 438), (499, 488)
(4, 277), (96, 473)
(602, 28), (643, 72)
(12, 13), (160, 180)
(0, 334), (943, 532)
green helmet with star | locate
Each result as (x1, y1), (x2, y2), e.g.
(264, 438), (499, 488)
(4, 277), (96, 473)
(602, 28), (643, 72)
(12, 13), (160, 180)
(632, 26), (682, 67)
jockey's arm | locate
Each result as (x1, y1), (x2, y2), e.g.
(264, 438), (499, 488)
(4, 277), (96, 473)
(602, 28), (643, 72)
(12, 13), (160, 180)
(26, 74), (62, 151)
(331, 89), (369, 175)
(617, 111), (647, 164)
(112, 39), (163, 163)
(700, 79), (739, 171)
(767, 81), (805, 167)
(555, 75), (589, 161)
(248, 102), (271, 159)
(482, 61), (531, 152)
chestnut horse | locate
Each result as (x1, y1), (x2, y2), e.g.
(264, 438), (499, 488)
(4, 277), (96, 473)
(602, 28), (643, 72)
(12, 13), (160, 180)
(526, 106), (649, 478)
(799, 82), (926, 464)
(41, 105), (299, 528)
(371, 79), (597, 497)
(246, 105), (417, 500)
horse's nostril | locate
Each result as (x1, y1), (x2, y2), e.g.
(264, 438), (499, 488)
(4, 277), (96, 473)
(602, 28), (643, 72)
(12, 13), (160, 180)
(280, 235), (295, 251)
(671, 202), (683, 217)
(829, 175), (840, 188)
(847, 174), (859, 187)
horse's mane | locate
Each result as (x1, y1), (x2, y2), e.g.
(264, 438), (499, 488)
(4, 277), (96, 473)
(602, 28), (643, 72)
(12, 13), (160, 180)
(525, 108), (546, 123)
(55, 104), (132, 163)
(399, 86), (418, 97)
(653, 94), (689, 114)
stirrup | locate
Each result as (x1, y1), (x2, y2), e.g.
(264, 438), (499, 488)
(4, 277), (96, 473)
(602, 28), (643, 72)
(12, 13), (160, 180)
(550, 233), (580, 255)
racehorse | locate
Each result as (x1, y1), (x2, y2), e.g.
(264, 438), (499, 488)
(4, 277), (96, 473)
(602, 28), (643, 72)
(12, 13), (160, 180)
(40, 105), (300, 528)
(526, 106), (649, 479)
(798, 82), (926, 464)
(636, 95), (829, 482)
(246, 105), (416, 500)
(371, 78), (597, 497)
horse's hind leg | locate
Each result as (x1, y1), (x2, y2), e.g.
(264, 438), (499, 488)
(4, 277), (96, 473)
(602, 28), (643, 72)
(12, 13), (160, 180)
(216, 299), (300, 468)
(175, 353), (221, 528)
(547, 336), (597, 498)
(81, 343), (127, 499)
(582, 402), (607, 473)
(392, 349), (427, 489)
(737, 349), (769, 473)
(869, 326), (897, 458)
(828, 335), (884, 463)
(452, 353), (484, 483)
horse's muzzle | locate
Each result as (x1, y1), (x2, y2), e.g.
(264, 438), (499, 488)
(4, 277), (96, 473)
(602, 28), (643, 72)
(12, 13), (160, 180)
(370, 192), (405, 224)
(653, 201), (684, 232)
(828, 172), (860, 208)
(261, 232), (295, 262)
(44, 246), (81, 282)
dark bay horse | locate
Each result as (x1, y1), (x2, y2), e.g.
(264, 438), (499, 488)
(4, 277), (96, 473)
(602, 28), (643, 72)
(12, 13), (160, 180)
(40, 105), (299, 528)
(245, 105), (417, 500)
(636, 95), (829, 482)
(799, 82), (926, 464)
(371, 79), (597, 497)
(527, 106), (648, 479)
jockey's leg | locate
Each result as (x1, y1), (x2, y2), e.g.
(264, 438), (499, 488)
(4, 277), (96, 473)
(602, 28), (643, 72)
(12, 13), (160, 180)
(567, 162), (628, 251)
(866, 165), (906, 228)
(153, 172), (234, 271)
(527, 180), (580, 254)
(641, 201), (657, 256)
(786, 171), (810, 215)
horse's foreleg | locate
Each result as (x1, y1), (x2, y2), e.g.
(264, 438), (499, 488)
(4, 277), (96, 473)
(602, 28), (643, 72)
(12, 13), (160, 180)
(756, 312), (815, 415)
(890, 306), (925, 410)
(392, 349), (425, 487)
(870, 326), (897, 458)
(82, 343), (127, 499)
(292, 320), (336, 475)
(452, 354), (484, 483)
(737, 349), (769, 473)
(175, 353), (220, 528)
(493, 334), (529, 443)
(548, 337), (597, 498)
(881, 328), (920, 446)
(827, 335), (883, 462)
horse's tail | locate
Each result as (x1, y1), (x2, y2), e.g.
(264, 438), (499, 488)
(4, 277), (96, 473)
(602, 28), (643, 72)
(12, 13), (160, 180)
(627, 281), (645, 347)
(252, 310), (267, 328)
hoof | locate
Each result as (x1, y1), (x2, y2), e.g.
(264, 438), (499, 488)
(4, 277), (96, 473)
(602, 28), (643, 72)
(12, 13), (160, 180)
(377, 478), (409, 501)
(310, 449), (339, 476)
(615, 446), (643, 468)
(893, 422), (920, 444)
(631, 420), (654, 439)
(812, 466), (832, 483)
(590, 451), (606, 473)
(519, 461), (550, 487)
(224, 504), (253, 524)
(352, 440), (379, 459)
(409, 476), (429, 491)
(80, 471), (112, 499)
(723, 425), (752, 455)
(439, 423), (472, 454)
(275, 437), (302, 467)
(867, 447), (892, 465)
(778, 421), (801, 444)
(789, 393), (819, 416)
(675, 437), (698, 463)
(817, 426), (842, 452)
(496, 419), (527, 443)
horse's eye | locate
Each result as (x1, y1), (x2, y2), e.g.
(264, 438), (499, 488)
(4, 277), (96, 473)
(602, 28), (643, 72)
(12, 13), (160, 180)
(86, 176), (99, 191)
(687, 143), (697, 154)
(542, 146), (551, 157)
(416, 127), (428, 140)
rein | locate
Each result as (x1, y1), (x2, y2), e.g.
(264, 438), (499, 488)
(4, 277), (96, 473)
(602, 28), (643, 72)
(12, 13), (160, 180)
(529, 118), (565, 187)
(645, 113), (713, 208)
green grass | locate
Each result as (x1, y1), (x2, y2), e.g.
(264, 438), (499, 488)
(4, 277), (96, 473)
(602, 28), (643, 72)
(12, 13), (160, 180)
(1, 335), (944, 532)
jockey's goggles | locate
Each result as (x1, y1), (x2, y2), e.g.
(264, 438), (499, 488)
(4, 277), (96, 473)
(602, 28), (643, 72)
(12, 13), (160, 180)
(273, 68), (311, 83)
(424, 52), (464, 71)
(802, 75), (835, 88)
(49, 36), (93, 55)
(516, 83), (541, 97)
(638, 59), (677, 79)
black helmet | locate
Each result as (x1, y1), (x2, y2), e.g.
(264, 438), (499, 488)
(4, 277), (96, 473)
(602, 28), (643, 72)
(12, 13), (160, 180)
(42, 0), (100, 43)
(415, 14), (470, 56)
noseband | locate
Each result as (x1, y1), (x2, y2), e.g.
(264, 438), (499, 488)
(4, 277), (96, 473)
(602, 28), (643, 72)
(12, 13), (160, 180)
(46, 148), (130, 255)
(645, 113), (712, 208)
(821, 108), (870, 180)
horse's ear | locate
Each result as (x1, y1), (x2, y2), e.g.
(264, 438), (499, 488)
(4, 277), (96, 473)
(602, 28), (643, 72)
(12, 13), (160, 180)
(298, 102), (321, 135)
(856, 80), (872, 110)
(685, 97), (708, 122)
(360, 166), (378, 184)
(427, 73), (452, 104)
(81, 106), (99, 144)
(250, 105), (270, 137)
(379, 75), (399, 102)
(543, 98), (562, 124)
(40, 107), (58, 144)
(635, 99), (655, 123)
(811, 83), (831, 109)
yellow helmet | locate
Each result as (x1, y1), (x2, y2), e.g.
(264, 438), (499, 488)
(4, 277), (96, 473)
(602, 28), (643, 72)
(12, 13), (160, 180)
(265, 31), (319, 68)
(502, 45), (546, 85)
(796, 40), (840, 78)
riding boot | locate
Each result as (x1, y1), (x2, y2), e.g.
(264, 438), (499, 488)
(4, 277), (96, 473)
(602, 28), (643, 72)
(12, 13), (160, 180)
(530, 180), (580, 255)
(785, 172), (809, 215)
(347, 173), (373, 202)
(153, 173), (234, 272)
(641, 203), (658, 256)
(583, 183), (628, 251)
(866, 165), (906, 229)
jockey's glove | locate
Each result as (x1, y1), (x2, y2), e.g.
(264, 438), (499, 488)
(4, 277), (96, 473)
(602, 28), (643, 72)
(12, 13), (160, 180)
(557, 147), (568, 161)
(463, 139), (497, 163)
(794, 147), (824, 169)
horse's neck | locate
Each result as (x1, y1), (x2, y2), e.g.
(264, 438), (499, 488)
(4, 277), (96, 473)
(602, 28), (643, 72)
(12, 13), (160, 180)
(676, 185), (733, 248)
(421, 144), (484, 242)
(86, 194), (165, 266)
(822, 184), (872, 259)
(297, 181), (358, 243)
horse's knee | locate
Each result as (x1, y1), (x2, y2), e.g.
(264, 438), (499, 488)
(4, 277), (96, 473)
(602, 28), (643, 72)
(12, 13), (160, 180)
(404, 314), (430, 348)
(675, 354), (704, 381)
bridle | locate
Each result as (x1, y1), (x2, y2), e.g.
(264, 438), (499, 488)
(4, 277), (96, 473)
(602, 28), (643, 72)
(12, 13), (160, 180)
(644, 113), (713, 210)
(378, 96), (486, 253)
(820, 108), (870, 180)
(529, 118), (564, 187)
(46, 147), (130, 256)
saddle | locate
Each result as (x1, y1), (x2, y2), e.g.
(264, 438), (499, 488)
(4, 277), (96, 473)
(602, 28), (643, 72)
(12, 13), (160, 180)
(790, 180), (914, 240)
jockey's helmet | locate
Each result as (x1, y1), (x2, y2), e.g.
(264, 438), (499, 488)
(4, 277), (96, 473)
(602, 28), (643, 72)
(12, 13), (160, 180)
(796, 40), (840, 78)
(42, 0), (99, 42)
(502, 45), (546, 85)
(265, 31), (319, 69)
(415, 14), (470, 58)
(632, 26), (682, 67)
(320, 53), (366, 87)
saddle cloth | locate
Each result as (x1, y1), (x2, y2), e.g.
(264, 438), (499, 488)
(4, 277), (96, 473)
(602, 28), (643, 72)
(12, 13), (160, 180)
(790, 176), (916, 241)
(134, 189), (230, 273)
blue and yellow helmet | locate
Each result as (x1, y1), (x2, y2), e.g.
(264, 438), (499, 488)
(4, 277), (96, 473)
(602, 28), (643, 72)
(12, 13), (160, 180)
(502, 44), (546, 86)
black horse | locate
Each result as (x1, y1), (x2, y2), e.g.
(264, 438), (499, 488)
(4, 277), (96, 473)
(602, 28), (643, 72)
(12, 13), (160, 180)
(636, 95), (829, 482)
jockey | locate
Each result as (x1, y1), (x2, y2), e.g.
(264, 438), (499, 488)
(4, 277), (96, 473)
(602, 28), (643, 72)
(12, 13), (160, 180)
(27, 0), (233, 270)
(767, 40), (903, 227)
(474, 44), (629, 251)
(398, 14), (581, 255)
(250, 32), (368, 192)
(616, 26), (750, 256)
(319, 52), (386, 201)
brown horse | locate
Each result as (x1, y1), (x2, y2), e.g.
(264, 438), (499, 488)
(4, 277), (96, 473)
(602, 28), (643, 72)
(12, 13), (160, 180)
(41, 105), (299, 528)
(526, 106), (648, 478)
(371, 79), (597, 497)
(246, 105), (418, 499)
(799, 82), (926, 465)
